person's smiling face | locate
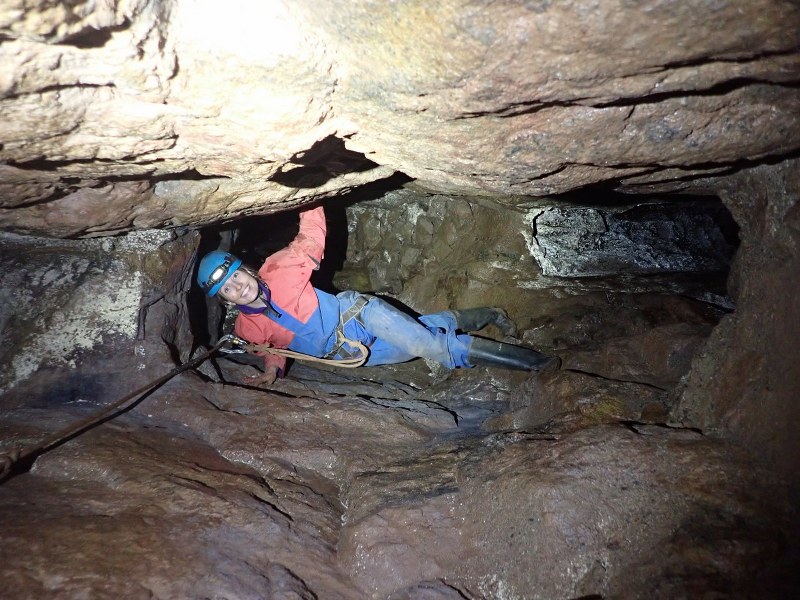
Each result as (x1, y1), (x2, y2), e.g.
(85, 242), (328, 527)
(218, 269), (260, 305)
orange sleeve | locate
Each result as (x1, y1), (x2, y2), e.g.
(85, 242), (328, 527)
(292, 205), (326, 267)
(259, 205), (327, 323)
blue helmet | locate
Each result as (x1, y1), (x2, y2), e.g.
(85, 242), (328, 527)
(197, 250), (242, 297)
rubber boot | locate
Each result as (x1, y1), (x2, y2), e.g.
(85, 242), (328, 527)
(467, 337), (561, 371)
(452, 307), (518, 337)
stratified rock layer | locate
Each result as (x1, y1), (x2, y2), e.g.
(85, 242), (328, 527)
(1, 0), (799, 235)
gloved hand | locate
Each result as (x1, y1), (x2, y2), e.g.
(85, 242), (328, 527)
(244, 366), (279, 387)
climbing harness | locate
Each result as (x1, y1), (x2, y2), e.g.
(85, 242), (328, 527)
(0, 326), (370, 482)
(323, 294), (372, 361)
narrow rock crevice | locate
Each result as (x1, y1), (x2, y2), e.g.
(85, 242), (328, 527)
(560, 369), (669, 393)
(58, 20), (133, 49)
(268, 136), (382, 189)
(0, 82), (116, 101)
(456, 77), (800, 120)
(595, 77), (800, 108)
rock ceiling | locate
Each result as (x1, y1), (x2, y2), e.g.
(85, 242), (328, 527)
(1, 0), (799, 236)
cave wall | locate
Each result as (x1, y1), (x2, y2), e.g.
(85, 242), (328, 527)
(0, 230), (198, 404)
(671, 158), (800, 477)
(338, 188), (736, 305)
(335, 189), (733, 425)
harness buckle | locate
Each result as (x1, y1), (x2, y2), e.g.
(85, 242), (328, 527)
(323, 295), (372, 360)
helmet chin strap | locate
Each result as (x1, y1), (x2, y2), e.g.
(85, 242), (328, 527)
(237, 282), (282, 318)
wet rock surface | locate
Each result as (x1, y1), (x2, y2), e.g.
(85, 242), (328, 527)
(0, 360), (794, 599)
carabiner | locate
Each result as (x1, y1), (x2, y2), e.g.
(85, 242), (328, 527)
(218, 333), (249, 354)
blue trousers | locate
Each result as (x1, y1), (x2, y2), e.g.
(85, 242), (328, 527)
(337, 292), (473, 369)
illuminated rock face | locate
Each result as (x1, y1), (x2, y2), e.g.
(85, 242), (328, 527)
(1, 0), (799, 235)
(530, 203), (738, 277)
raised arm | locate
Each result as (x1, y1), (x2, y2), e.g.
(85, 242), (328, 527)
(290, 205), (326, 268)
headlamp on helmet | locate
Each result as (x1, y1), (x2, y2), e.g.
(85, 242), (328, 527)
(197, 250), (243, 297)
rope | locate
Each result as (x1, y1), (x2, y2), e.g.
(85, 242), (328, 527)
(244, 341), (369, 368)
(0, 338), (228, 482)
(0, 335), (370, 482)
